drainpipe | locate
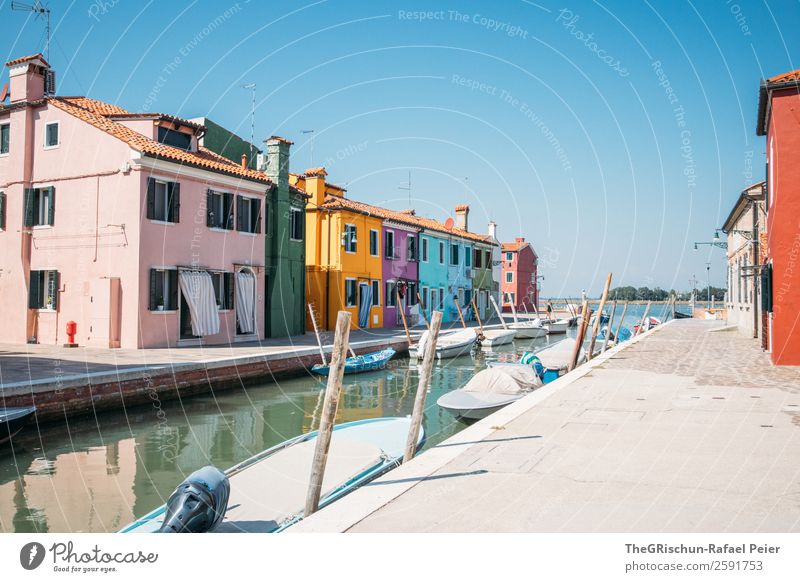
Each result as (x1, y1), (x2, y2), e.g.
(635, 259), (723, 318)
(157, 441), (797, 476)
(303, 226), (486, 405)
(752, 199), (759, 340)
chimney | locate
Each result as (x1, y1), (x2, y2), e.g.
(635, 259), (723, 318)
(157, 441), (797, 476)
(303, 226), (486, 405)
(264, 135), (293, 190)
(241, 154), (247, 170)
(455, 204), (470, 231)
(487, 221), (497, 240)
(516, 237), (525, 243)
(6, 54), (52, 104)
(304, 167), (328, 208)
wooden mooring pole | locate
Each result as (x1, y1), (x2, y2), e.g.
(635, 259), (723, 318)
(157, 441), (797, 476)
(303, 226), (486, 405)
(404, 311), (442, 463)
(416, 291), (430, 331)
(397, 290), (412, 347)
(588, 272), (613, 359)
(600, 300), (618, 354)
(304, 310), (351, 517)
(308, 303), (327, 366)
(569, 300), (591, 372)
(636, 301), (652, 336)
(615, 301), (629, 342)
(455, 298), (467, 329)
(489, 295), (508, 329)
(471, 295), (485, 336)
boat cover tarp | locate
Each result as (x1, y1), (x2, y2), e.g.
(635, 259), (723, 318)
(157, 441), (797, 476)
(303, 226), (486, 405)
(537, 339), (584, 370)
(462, 366), (541, 396)
(179, 271), (220, 336)
(235, 271), (256, 334)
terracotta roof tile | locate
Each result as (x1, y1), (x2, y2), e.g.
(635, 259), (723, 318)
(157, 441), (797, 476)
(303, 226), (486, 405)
(320, 195), (495, 244)
(767, 69), (800, 84)
(5, 53), (50, 68)
(304, 167), (327, 176)
(455, 204), (470, 212)
(501, 240), (528, 252)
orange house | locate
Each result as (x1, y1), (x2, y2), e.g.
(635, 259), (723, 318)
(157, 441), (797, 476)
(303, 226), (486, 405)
(290, 168), (383, 330)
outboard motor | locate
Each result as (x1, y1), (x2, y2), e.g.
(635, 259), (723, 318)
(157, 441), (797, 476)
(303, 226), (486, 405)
(158, 466), (230, 533)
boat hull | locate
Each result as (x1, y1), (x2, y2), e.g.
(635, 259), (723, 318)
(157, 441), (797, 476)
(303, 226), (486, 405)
(0, 407), (36, 445)
(480, 329), (517, 347)
(545, 321), (568, 334)
(311, 348), (396, 375)
(510, 325), (547, 339)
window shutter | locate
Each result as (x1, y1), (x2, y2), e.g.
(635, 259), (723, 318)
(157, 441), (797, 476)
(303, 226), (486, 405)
(225, 193), (234, 230)
(146, 178), (156, 219)
(236, 196), (245, 231)
(149, 268), (158, 310)
(254, 200), (262, 233)
(51, 270), (60, 310)
(167, 270), (179, 310)
(23, 188), (35, 227)
(225, 272), (234, 309)
(0, 192), (5, 230)
(168, 182), (180, 223)
(28, 270), (43, 309)
(47, 187), (55, 225)
(206, 190), (214, 227)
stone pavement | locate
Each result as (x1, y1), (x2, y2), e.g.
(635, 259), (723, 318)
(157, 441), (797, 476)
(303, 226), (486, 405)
(291, 320), (800, 533)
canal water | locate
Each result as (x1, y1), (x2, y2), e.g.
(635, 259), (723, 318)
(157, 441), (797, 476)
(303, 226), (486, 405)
(0, 303), (669, 532)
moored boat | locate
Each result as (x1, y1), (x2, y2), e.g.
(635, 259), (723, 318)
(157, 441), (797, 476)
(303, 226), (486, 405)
(311, 348), (396, 375)
(544, 319), (569, 334)
(437, 365), (541, 420)
(479, 328), (517, 347)
(523, 338), (585, 383)
(121, 417), (424, 533)
(509, 318), (547, 338)
(0, 407), (36, 445)
(409, 329), (476, 360)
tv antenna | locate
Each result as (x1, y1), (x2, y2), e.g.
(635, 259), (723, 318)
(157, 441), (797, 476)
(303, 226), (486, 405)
(241, 83), (256, 166)
(301, 129), (315, 167)
(398, 171), (411, 205)
(12, 1), (51, 62)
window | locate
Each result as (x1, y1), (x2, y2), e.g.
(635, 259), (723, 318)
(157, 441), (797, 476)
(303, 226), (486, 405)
(371, 279), (380, 306)
(450, 243), (459, 265)
(421, 237), (429, 262)
(430, 289), (437, 312)
(408, 281), (418, 305)
(506, 271), (513, 283)
(157, 126), (192, 150)
(0, 123), (9, 154)
(386, 281), (397, 307)
(421, 287), (429, 310)
(385, 230), (395, 259)
(407, 236), (417, 261)
(439, 241), (445, 264)
(369, 229), (379, 256)
(146, 178), (180, 223)
(149, 268), (178, 311)
(343, 224), (357, 253)
(465, 247), (471, 267)
(345, 279), (357, 307)
(29, 270), (59, 310)
(0, 192), (6, 230)
(24, 187), (55, 227)
(290, 206), (304, 240)
(206, 190), (233, 229)
(237, 195), (261, 233)
(211, 272), (234, 310)
(474, 249), (482, 269)
(485, 250), (491, 267)
(439, 287), (445, 309)
(506, 252), (513, 262)
(44, 122), (59, 148)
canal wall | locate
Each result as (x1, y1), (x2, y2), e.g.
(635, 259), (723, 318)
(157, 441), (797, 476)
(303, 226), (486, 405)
(0, 337), (411, 423)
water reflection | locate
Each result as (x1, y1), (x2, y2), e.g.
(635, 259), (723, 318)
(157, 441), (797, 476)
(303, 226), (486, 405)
(1, 306), (656, 532)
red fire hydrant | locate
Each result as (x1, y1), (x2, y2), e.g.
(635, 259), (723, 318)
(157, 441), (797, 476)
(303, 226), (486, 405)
(64, 321), (78, 348)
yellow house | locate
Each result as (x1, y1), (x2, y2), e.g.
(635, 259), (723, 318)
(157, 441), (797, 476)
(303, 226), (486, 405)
(290, 168), (383, 331)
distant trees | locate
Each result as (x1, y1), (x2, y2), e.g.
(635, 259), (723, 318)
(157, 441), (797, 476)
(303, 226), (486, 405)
(609, 286), (726, 301)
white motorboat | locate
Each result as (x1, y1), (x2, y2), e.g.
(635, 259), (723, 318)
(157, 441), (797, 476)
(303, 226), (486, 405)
(409, 328), (477, 360)
(544, 319), (569, 334)
(479, 328), (517, 347)
(437, 365), (541, 420)
(535, 338), (585, 380)
(509, 318), (547, 338)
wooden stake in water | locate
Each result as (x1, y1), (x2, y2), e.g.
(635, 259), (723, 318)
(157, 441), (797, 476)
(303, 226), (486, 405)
(489, 295), (508, 330)
(569, 300), (591, 372)
(506, 292), (520, 324)
(615, 301), (629, 342)
(404, 311), (442, 463)
(455, 298), (467, 329)
(304, 310), (351, 517)
(636, 301), (652, 336)
(600, 300), (618, 354)
(397, 289), (412, 347)
(308, 303), (327, 366)
(588, 272), (613, 359)
(416, 291), (430, 331)
(471, 295), (484, 335)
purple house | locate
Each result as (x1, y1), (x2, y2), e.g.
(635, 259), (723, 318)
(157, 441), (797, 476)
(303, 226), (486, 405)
(381, 220), (420, 328)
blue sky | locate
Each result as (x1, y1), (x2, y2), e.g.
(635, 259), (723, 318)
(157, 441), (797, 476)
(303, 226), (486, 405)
(2, 0), (797, 296)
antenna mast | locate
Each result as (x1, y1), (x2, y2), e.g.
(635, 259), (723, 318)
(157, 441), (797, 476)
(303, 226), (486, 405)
(241, 83), (256, 166)
(12, 1), (51, 62)
(398, 171), (411, 205)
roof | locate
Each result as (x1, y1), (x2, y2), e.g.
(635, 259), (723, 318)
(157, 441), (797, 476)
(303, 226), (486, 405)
(5, 53), (50, 68)
(757, 69), (800, 136)
(501, 240), (528, 252)
(319, 195), (495, 244)
(721, 181), (766, 233)
(304, 167), (327, 176)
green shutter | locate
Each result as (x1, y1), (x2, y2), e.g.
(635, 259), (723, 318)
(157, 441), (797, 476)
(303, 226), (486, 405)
(225, 272), (234, 309)
(167, 269), (179, 310)
(225, 193), (234, 230)
(23, 188), (35, 227)
(47, 187), (55, 225)
(168, 182), (180, 223)
(236, 196), (245, 231)
(0, 192), (6, 230)
(254, 200), (262, 234)
(206, 190), (214, 227)
(28, 270), (43, 309)
(51, 270), (60, 310)
(149, 268), (158, 310)
(146, 178), (156, 219)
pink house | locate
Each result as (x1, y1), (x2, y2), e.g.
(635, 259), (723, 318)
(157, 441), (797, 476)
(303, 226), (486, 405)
(0, 54), (289, 348)
(501, 237), (538, 312)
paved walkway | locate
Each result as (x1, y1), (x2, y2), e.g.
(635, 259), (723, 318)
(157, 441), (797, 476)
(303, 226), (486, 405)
(292, 320), (800, 533)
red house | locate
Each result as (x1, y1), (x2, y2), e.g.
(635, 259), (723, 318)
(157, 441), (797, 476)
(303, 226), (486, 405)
(757, 68), (800, 365)
(501, 237), (538, 312)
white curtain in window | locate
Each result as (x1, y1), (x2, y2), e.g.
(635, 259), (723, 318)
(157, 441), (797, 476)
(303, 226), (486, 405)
(235, 271), (256, 334)
(179, 271), (220, 336)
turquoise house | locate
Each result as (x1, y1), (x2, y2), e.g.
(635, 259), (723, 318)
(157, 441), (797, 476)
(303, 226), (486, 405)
(418, 230), (449, 323)
(444, 236), (473, 323)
